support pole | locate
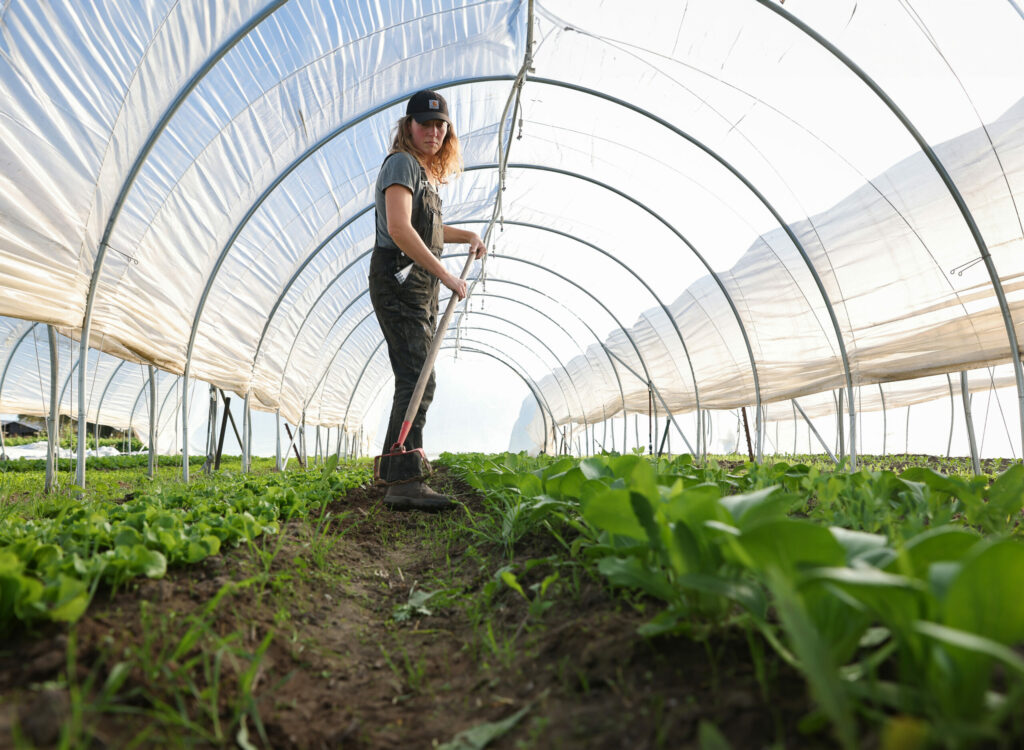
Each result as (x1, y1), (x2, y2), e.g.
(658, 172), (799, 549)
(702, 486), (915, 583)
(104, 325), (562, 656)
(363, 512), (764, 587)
(657, 419), (671, 457)
(203, 385), (217, 474)
(45, 326), (59, 493)
(879, 384), (887, 456)
(300, 412), (307, 467)
(214, 396), (230, 471)
(837, 388), (845, 461)
(275, 409), (282, 471)
(792, 399), (839, 464)
(961, 372), (982, 476)
(242, 390), (251, 473)
(648, 387), (653, 455)
(283, 423), (304, 468)
(741, 407), (754, 462)
(148, 365), (157, 479)
(792, 401), (798, 456)
(946, 374), (955, 459)
(217, 390), (244, 451)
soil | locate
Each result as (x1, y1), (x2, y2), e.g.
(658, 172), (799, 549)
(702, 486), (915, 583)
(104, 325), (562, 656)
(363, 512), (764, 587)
(0, 468), (836, 750)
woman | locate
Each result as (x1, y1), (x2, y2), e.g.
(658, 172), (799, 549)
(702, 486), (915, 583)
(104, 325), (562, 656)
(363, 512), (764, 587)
(369, 89), (486, 510)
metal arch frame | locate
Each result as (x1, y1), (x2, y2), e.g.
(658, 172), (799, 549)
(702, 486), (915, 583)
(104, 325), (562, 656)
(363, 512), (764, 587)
(523, 76), (858, 468)
(448, 290), (628, 437)
(490, 163), (764, 458)
(275, 248), (658, 452)
(124, 364), (160, 470)
(73, 8), (1018, 479)
(0, 322), (42, 407)
(441, 317), (585, 436)
(228, 152), (774, 463)
(450, 215), (710, 450)
(444, 346), (551, 452)
(254, 110), (527, 403)
(304, 284), (629, 448)
(295, 252), (695, 453)
(472, 280), (629, 446)
(125, 372), (183, 453)
(56, 352), (83, 422)
(454, 256), (698, 454)
(167, 71), (852, 472)
(184, 74), (849, 468)
(254, 187), (706, 457)
(267, 227), (637, 444)
(308, 288), (624, 434)
(306, 308), (580, 443)
(45, 326), (59, 491)
(92, 360), (129, 431)
(342, 336), (561, 457)
(178, 75), (516, 480)
(274, 247), (372, 403)
(354, 343), (556, 456)
(753, 0), (1024, 462)
(191, 75), (835, 468)
(127, 366), (161, 430)
(253, 206), (372, 378)
(76, 1), (289, 487)
(435, 321), (583, 432)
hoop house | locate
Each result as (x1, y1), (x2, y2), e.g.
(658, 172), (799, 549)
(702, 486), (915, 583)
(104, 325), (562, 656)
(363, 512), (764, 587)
(1, 0), (1022, 484)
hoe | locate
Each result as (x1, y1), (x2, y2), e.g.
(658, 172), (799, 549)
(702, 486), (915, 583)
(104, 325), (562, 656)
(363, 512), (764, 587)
(374, 253), (477, 484)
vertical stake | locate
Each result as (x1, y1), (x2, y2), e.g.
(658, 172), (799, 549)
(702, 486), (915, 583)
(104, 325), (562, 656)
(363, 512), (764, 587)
(961, 371), (982, 476)
(741, 406), (754, 462)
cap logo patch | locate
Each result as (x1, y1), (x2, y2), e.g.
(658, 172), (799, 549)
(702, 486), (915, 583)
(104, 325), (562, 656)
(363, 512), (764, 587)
(428, 99), (440, 110)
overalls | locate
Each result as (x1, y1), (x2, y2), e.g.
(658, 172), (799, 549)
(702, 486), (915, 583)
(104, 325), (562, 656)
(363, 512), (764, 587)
(368, 157), (445, 482)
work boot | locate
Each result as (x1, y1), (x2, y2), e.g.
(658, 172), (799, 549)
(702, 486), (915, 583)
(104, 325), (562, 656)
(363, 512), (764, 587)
(382, 481), (453, 512)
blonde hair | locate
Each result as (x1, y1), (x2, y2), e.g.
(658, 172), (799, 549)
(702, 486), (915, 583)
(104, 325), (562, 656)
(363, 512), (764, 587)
(389, 115), (463, 184)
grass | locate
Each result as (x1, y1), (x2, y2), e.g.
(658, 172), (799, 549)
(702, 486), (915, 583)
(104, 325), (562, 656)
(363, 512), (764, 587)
(3, 452), (1022, 748)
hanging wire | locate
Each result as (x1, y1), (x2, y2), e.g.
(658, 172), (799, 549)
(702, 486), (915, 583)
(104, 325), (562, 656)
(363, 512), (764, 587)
(986, 365), (1017, 459)
(30, 325), (46, 419)
(100, 240), (139, 266)
(949, 257), (984, 276)
(452, 0), (534, 362)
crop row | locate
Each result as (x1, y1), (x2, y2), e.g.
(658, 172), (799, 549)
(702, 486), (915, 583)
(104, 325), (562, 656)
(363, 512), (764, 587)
(439, 452), (1024, 749)
(0, 457), (371, 634)
(0, 453), (210, 473)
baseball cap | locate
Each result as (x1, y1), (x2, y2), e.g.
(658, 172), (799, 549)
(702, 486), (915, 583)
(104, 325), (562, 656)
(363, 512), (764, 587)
(407, 89), (451, 125)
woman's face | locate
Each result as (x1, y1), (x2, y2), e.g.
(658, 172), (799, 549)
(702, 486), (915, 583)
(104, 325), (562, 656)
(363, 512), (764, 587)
(409, 118), (448, 156)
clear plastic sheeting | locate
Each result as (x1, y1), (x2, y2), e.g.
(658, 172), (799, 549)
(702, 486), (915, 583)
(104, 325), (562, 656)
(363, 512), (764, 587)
(0, 316), (204, 454)
(0, 0), (1022, 467)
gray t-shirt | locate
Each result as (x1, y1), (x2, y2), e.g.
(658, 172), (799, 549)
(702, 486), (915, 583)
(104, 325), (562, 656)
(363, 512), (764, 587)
(374, 151), (428, 251)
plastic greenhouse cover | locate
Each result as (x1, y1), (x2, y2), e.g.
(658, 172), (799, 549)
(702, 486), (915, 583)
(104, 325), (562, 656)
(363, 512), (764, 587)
(0, 0), (1022, 458)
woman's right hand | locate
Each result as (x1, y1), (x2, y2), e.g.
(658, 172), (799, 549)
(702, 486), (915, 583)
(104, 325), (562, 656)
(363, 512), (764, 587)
(443, 272), (467, 301)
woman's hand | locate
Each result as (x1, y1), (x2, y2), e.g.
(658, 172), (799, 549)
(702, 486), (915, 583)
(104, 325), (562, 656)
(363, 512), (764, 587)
(443, 226), (487, 259)
(442, 272), (468, 301)
(467, 233), (487, 259)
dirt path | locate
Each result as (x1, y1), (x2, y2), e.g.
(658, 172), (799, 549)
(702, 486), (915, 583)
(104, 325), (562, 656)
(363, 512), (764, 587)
(0, 470), (826, 749)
